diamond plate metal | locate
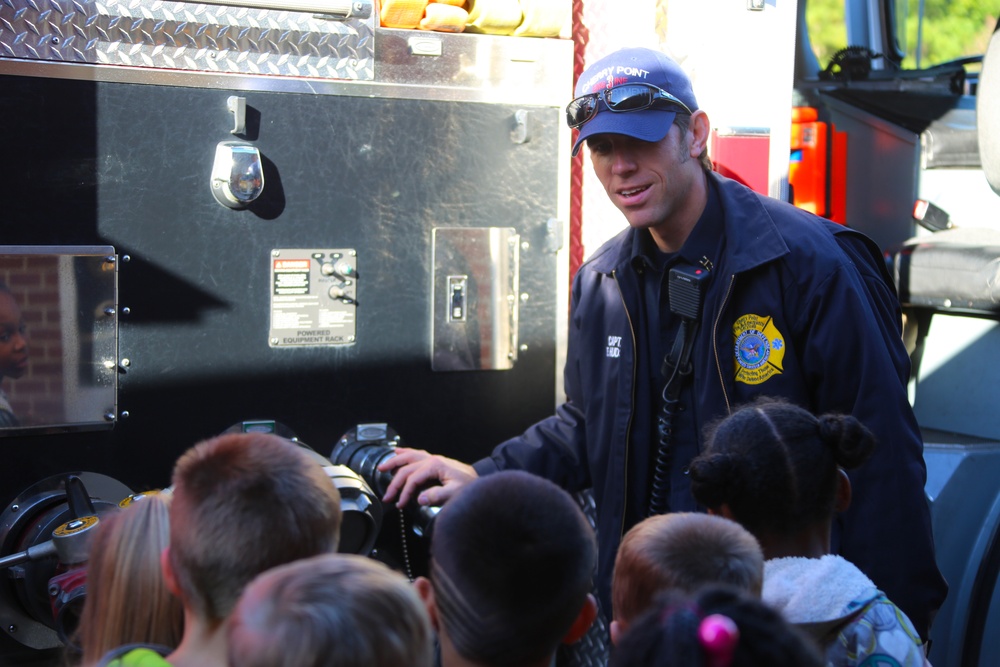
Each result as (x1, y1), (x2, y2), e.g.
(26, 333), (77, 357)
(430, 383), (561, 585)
(556, 489), (611, 667)
(0, 0), (374, 80)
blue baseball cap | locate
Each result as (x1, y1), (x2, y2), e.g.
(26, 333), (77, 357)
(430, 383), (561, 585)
(570, 47), (699, 156)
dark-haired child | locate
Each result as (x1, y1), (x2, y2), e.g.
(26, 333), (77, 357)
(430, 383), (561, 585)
(610, 585), (823, 667)
(610, 513), (764, 646)
(414, 470), (598, 667)
(688, 397), (929, 667)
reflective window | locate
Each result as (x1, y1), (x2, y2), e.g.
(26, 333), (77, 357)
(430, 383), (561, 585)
(893, 0), (1000, 69)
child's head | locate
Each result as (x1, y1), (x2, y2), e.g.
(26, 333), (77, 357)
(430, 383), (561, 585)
(227, 553), (434, 667)
(0, 285), (28, 381)
(417, 470), (597, 667)
(688, 398), (875, 538)
(76, 491), (182, 666)
(612, 513), (763, 630)
(167, 433), (342, 624)
(610, 585), (823, 667)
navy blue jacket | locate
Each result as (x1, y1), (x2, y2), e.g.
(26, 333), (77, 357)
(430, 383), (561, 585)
(474, 172), (947, 639)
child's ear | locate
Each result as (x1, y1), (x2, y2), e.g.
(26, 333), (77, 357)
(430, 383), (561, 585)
(609, 619), (626, 647)
(835, 468), (853, 513)
(161, 547), (181, 597)
(414, 576), (440, 631)
(562, 594), (598, 645)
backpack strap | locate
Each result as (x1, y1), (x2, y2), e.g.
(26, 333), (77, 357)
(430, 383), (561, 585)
(794, 600), (874, 648)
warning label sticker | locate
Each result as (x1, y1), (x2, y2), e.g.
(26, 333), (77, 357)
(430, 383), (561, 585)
(268, 249), (357, 347)
(273, 259), (311, 295)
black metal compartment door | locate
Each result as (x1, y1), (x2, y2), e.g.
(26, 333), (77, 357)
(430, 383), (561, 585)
(0, 74), (561, 503)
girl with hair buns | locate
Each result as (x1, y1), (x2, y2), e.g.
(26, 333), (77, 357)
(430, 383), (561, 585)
(688, 397), (929, 667)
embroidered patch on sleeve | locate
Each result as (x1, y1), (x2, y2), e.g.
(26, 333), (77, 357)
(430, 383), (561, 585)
(733, 313), (785, 385)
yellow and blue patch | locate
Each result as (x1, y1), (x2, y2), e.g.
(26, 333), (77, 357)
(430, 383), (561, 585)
(733, 313), (785, 385)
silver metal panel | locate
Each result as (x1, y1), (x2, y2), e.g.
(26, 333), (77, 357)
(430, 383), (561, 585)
(373, 30), (573, 106)
(0, 0), (375, 80)
(824, 94), (919, 250)
(0, 246), (117, 435)
(0, 22), (572, 106)
(432, 228), (519, 371)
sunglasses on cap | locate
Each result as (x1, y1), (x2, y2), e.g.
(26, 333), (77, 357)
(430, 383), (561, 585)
(565, 82), (693, 130)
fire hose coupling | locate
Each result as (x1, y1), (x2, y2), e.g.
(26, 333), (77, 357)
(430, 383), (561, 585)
(52, 515), (100, 566)
(47, 519), (98, 648)
(0, 515), (98, 571)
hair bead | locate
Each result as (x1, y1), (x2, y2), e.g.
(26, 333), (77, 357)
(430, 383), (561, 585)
(698, 613), (739, 667)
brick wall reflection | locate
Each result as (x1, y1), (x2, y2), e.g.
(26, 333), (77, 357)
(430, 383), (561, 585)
(0, 256), (66, 426)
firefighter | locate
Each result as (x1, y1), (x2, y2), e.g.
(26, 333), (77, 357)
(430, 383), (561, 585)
(382, 46), (947, 641)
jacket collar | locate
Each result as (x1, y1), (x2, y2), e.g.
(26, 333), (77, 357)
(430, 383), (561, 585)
(763, 555), (880, 624)
(586, 172), (790, 276)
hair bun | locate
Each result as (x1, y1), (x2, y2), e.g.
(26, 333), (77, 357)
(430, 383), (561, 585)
(817, 414), (875, 469)
(689, 453), (742, 510)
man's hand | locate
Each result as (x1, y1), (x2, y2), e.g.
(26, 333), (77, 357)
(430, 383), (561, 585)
(378, 447), (478, 508)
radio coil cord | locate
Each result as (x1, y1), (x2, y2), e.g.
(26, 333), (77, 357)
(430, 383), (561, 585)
(648, 262), (710, 517)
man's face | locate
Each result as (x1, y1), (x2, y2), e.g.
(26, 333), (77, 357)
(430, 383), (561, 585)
(0, 292), (28, 380)
(587, 124), (702, 234)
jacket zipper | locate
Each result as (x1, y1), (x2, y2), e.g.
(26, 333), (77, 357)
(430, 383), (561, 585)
(612, 269), (638, 541)
(713, 274), (737, 415)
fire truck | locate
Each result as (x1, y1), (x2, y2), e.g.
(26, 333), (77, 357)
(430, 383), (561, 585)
(0, 0), (998, 665)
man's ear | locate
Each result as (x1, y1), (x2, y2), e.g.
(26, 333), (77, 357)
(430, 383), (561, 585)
(161, 546), (181, 597)
(562, 593), (598, 645)
(414, 576), (440, 631)
(688, 109), (711, 158)
(835, 468), (853, 513)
